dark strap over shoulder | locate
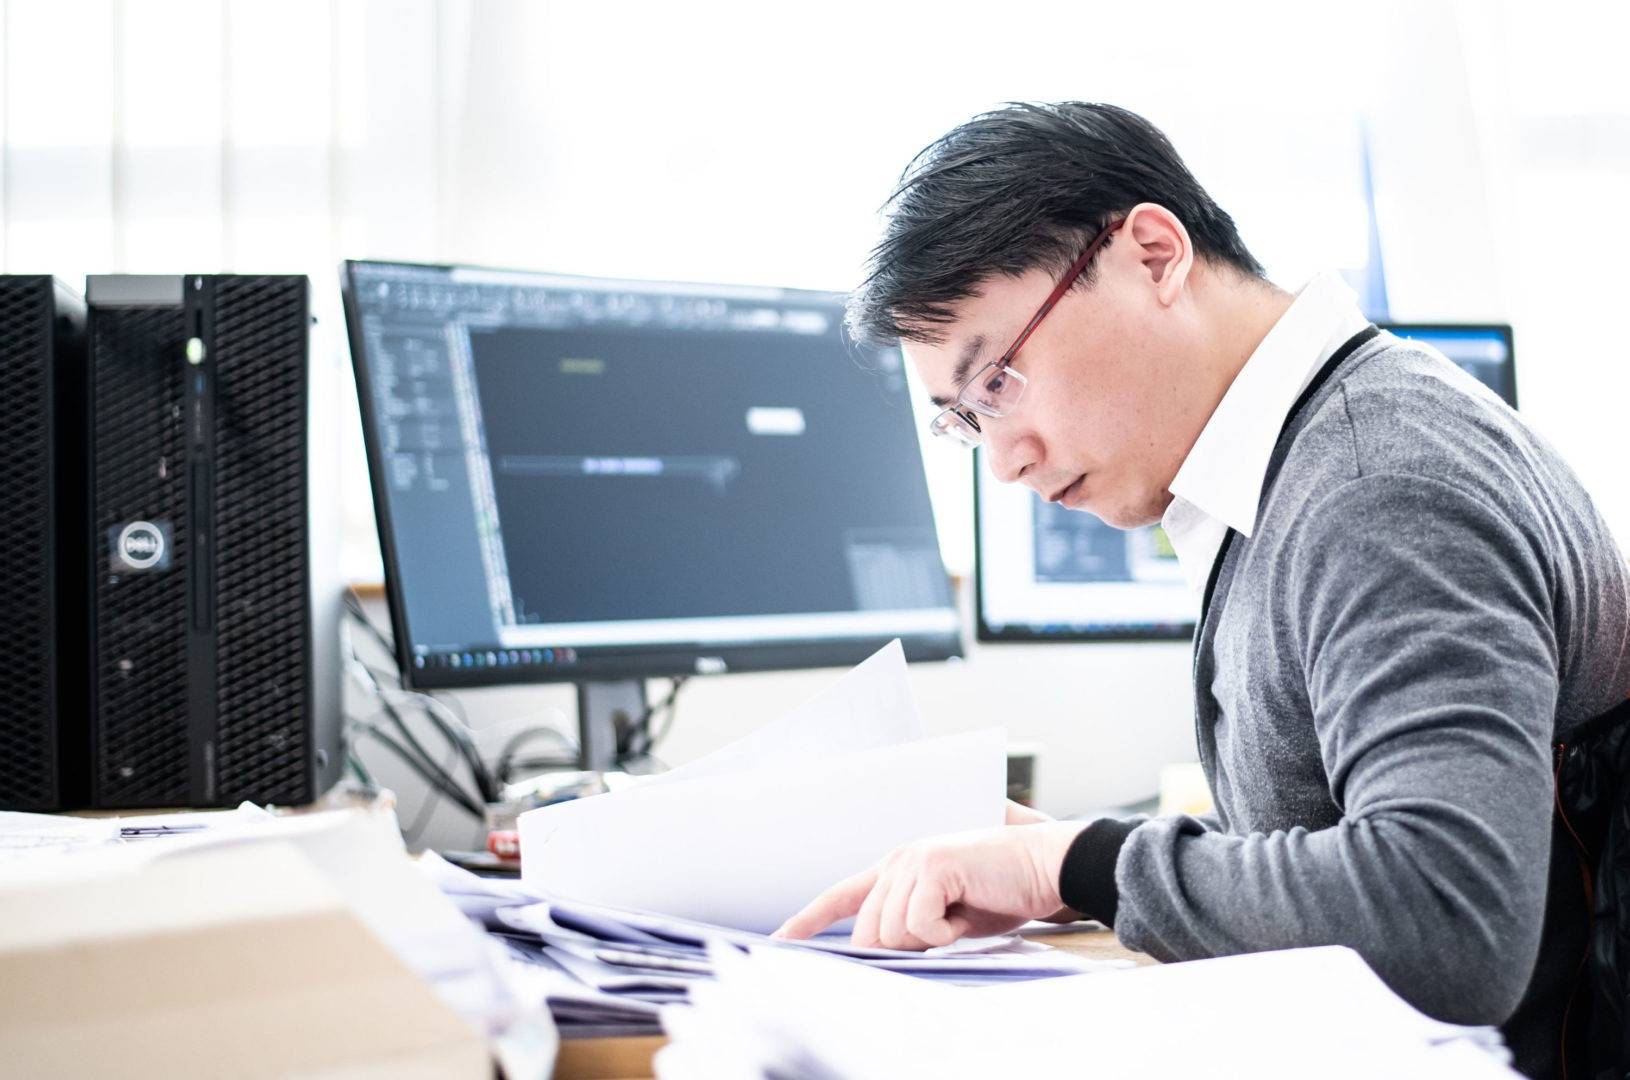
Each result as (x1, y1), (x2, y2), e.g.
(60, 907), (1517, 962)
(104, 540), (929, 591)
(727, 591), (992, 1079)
(1555, 695), (1630, 1076)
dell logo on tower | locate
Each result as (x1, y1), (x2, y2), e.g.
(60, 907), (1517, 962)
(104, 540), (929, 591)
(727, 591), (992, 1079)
(111, 520), (171, 572)
(119, 522), (163, 565)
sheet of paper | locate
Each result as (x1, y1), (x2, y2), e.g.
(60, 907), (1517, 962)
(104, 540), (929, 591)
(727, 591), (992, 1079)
(641, 639), (922, 789)
(654, 943), (1522, 1080)
(417, 848), (535, 899)
(508, 897), (1112, 972)
(543, 945), (704, 996)
(0, 811), (121, 853)
(520, 726), (1004, 933)
(0, 803), (274, 873)
(503, 945), (665, 1019)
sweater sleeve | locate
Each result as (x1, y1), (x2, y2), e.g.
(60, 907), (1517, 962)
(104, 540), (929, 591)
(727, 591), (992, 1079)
(1105, 473), (1560, 1027)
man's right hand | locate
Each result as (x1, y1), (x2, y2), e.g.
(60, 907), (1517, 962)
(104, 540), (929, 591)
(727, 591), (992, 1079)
(1003, 800), (1083, 924)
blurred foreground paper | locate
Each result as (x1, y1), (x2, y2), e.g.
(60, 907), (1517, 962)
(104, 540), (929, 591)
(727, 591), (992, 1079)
(518, 640), (1005, 933)
(656, 944), (1519, 1080)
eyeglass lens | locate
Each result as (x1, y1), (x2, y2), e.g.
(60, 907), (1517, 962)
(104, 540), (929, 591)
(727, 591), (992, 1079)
(962, 362), (1026, 417)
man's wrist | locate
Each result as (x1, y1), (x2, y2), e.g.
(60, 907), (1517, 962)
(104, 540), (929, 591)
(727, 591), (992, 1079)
(1055, 817), (1139, 927)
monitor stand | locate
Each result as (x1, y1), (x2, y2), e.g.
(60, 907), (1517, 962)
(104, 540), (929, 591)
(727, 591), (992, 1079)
(575, 679), (647, 772)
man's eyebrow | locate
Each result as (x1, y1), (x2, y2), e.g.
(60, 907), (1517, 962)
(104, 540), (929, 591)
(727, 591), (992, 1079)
(928, 334), (988, 409)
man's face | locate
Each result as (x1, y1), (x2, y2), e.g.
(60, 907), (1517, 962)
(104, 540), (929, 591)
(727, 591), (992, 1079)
(903, 214), (1213, 529)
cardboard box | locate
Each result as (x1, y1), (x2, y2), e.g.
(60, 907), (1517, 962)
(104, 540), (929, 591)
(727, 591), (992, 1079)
(0, 840), (490, 1079)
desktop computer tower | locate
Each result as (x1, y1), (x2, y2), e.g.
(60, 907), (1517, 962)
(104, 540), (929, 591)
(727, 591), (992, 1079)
(0, 276), (88, 811)
(86, 275), (343, 809)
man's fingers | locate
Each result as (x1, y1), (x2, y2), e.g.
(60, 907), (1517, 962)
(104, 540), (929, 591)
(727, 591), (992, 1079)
(850, 865), (892, 948)
(903, 876), (962, 949)
(772, 867), (877, 940)
(905, 876), (974, 948)
(877, 874), (931, 951)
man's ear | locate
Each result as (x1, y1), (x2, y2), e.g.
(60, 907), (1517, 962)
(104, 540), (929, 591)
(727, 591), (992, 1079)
(1120, 203), (1194, 307)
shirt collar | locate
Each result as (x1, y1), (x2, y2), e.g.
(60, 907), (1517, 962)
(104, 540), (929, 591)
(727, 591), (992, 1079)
(1161, 271), (1370, 594)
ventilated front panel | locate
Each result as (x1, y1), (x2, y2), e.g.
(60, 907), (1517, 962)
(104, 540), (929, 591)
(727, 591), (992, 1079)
(92, 305), (190, 807)
(0, 278), (57, 809)
(213, 277), (311, 804)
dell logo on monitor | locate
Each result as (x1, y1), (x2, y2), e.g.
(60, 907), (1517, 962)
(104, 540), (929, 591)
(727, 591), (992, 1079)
(694, 656), (727, 675)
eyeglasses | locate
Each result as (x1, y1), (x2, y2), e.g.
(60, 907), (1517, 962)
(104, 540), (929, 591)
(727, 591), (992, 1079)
(928, 218), (1125, 448)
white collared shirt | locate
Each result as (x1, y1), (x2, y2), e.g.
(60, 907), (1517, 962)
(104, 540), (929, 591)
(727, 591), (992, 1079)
(1161, 271), (1371, 596)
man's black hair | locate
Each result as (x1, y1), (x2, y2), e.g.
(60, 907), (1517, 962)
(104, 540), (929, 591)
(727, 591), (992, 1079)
(846, 102), (1266, 346)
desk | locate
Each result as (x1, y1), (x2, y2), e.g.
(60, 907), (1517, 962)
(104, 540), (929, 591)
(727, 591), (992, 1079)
(553, 928), (1154, 1080)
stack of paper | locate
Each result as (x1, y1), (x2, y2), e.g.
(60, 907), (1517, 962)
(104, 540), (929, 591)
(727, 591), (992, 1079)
(517, 640), (1007, 933)
(422, 845), (1128, 1039)
(655, 942), (1521, 1080)
(421, 640), (1128, 1037)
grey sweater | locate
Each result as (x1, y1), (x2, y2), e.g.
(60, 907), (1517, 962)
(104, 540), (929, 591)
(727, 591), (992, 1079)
(1057, 331), (1630, 1078)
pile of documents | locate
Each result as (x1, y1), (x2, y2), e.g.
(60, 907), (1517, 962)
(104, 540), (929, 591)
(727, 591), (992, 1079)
(415, 640), (1128, 1035)
(423, 853), (1125, 1037)
(655, 941), (1522, 1080)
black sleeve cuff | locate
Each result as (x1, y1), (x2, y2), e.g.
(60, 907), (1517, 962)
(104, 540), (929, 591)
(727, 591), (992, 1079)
(1057, 817), (1140, 927)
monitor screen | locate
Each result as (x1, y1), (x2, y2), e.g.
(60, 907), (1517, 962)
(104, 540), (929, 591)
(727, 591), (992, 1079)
(1381, 323), (1516, 407)
(343, 261), (960, 688)
(973, 456), (1196, 643)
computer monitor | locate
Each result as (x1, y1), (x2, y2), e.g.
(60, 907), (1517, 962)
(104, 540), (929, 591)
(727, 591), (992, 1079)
(1380, 323), (1517, 407)
(973, 456), (1195, 644)
(342, 260), (960, 763)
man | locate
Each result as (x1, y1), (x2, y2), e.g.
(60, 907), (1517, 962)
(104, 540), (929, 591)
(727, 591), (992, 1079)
(773, 102), (1630, 1079)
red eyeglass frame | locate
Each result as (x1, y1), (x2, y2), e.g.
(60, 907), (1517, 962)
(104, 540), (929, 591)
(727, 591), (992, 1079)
(932, 217), (1125, 443)
(982, 216), (1125, 387)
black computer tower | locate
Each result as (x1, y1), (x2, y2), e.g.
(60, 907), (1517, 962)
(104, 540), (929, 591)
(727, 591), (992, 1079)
(0, 276), (89, 811)
(86, 275), (342, 809)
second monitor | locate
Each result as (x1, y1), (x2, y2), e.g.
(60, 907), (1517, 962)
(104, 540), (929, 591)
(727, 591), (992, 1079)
(974, 454), (1193, 644)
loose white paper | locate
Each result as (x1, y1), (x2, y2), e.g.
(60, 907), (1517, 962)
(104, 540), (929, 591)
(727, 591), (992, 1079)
(521, 727), (1004, 933)
(640, 638), (923, 788)
(519, 641), (1006, 933)
(654, 943), (1521, 1080)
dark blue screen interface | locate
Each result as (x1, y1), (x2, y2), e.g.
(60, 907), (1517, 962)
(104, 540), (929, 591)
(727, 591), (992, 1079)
(347, 262), (958, 681)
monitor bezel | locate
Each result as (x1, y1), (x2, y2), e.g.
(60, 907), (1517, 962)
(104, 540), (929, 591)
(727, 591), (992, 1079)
(341, 258), (962, 690)
(972, 454), (1197, 645)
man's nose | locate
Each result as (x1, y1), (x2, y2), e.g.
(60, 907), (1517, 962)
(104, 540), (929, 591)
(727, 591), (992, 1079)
(983, 428), (1038, 486)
